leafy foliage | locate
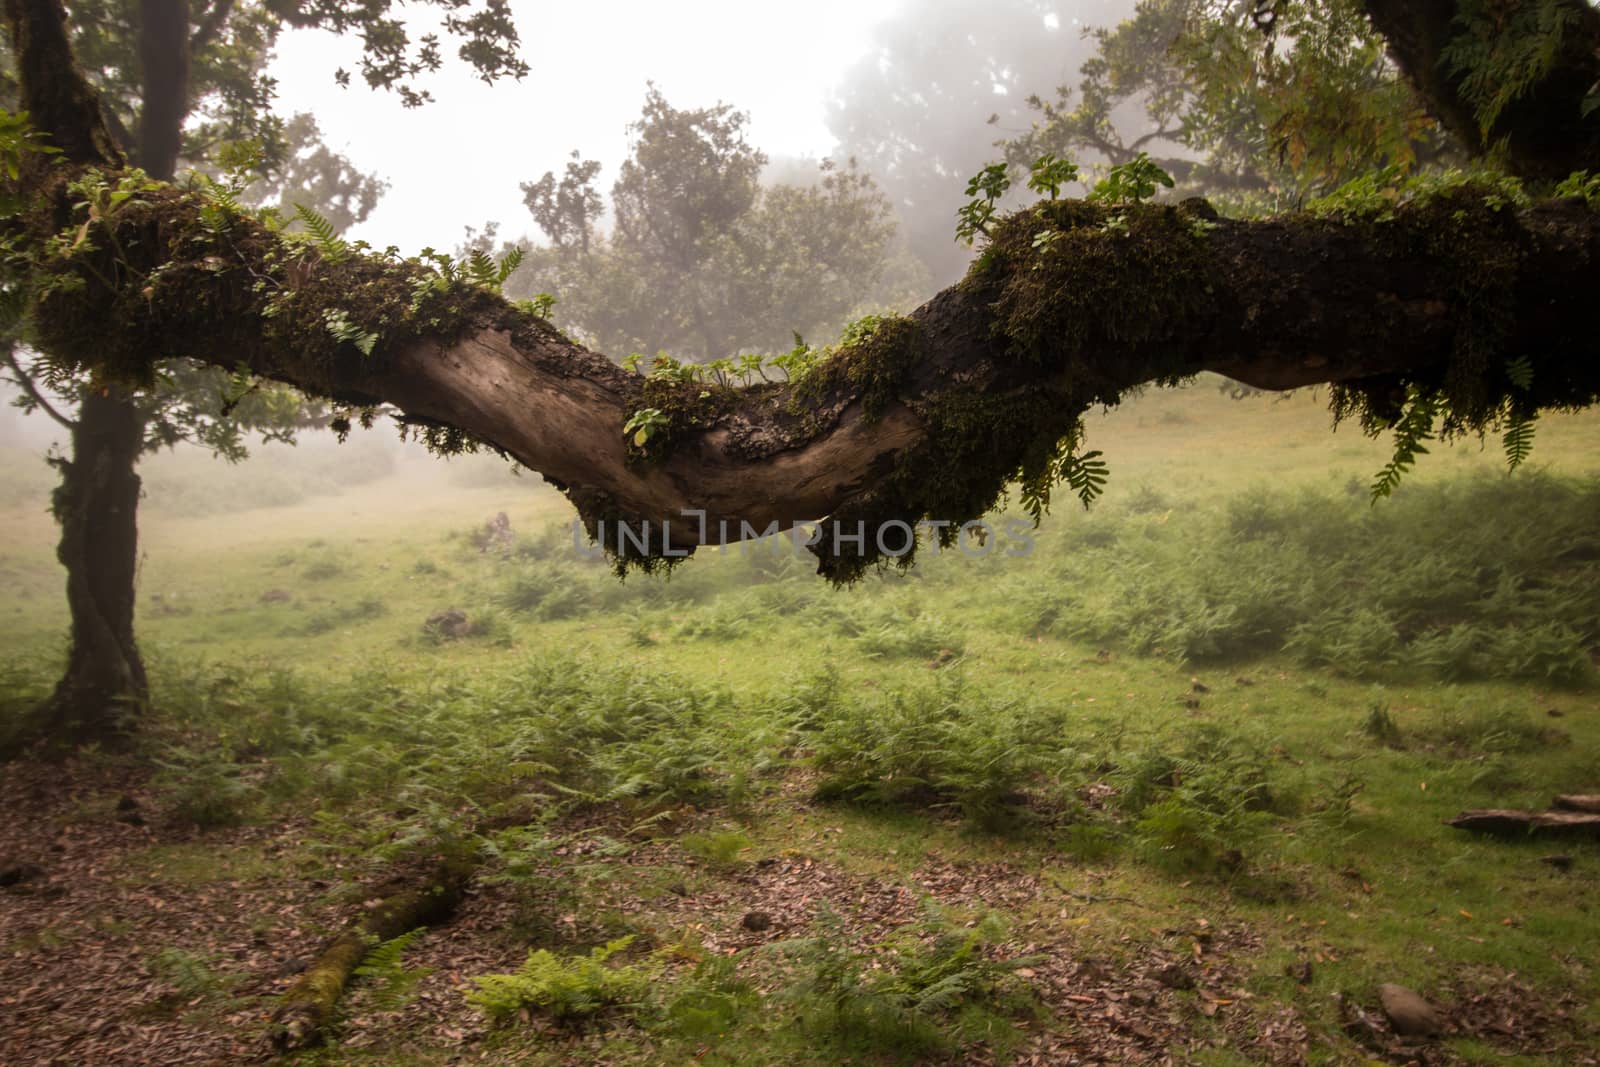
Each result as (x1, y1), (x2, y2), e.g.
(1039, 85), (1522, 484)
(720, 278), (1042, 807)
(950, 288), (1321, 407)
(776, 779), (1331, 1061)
(510, 88), (901, 362)
(623, 407), (669, 448)
(1087, 153), (1177, 205)
(955, 162), (1012, 245)
(768, 908), (1038, 1060)
(467, 936), (653, 1025)
(1025, 153), (1079, 200)
(352, 928), (433, 1012)
(1445, 0), (1584, 135)
(1008, 0), (1445, 209)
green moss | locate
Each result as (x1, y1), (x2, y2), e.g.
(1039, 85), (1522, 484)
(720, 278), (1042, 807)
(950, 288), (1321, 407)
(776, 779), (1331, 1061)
(789, 313), (925, 423)
(806, 203), (1217, 583)
(976, 199), (1214, 385)
(1316, 181), (1540, 437)
(23, 178), (509, 457)
(628, 375), (736, 464)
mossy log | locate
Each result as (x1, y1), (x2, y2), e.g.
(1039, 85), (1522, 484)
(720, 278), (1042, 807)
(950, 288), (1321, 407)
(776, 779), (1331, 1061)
(269, 853), (473, 1052)
(1446, 809), (1600, 839)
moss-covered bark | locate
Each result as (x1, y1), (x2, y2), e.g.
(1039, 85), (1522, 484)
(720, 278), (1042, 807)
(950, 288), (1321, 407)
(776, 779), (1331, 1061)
(10, 166), (1600, 581)
(270, 852), (473, 1051)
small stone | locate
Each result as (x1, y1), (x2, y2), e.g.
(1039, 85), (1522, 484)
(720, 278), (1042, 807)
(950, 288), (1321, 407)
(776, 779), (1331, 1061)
(1378, 982), (1440, 1037)
(740, 911), (772, 932)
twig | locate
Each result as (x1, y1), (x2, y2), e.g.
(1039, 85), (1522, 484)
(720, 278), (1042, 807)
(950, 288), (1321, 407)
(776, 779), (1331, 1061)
(2, 346), (76, 430)
(1062, 888), (1140, 906)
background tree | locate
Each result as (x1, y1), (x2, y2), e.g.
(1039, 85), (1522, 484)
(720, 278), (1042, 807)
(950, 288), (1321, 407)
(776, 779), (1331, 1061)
(2, 0), (519, 744)
(826, 0), (1132, 287)
(512, 87), (901, 362)
(1006, 0), (1454, 207)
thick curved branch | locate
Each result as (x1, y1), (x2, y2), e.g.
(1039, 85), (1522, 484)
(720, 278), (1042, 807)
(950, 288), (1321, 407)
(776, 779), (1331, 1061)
(13, 175), (1600, 580)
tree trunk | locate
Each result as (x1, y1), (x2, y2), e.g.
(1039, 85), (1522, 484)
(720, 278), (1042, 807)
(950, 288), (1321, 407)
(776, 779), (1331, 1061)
(22, 0), (184, 744)
(40, 384), (148, 741)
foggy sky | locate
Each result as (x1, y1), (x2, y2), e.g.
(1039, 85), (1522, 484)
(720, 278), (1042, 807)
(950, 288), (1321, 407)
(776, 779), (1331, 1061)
(265, 0), (1124, 254)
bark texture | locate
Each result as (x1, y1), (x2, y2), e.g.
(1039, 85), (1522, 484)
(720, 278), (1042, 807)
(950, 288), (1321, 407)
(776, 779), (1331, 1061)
(40, 385), (148, 740)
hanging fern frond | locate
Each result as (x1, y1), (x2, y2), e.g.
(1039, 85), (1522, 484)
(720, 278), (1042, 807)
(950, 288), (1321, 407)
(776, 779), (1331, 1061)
(1502, 409), (1538, 471)
(1017, 422), (1110, 522)
(1504, 354), (1535, 391)
(1370, 390), (1439, 500)
(1062, 449), (1109, 509)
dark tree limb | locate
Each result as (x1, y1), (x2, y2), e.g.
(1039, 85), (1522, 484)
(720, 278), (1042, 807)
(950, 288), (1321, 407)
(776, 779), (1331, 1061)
(1448, 809), (1600, 839)
(15, 172), (1600, 574)
(0, 0), (123, 168)
(136, 0), (188, 178)
(1362, 0), (1600, 180)
(2, 346), (76, 430)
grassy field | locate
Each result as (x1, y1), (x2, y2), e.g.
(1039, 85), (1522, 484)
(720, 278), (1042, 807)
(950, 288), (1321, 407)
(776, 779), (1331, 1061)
(1, 377), (1597, 1065)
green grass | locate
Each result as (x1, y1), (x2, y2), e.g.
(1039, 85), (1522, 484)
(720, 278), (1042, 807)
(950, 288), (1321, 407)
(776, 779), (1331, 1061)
(3, 376), (1599, 1063)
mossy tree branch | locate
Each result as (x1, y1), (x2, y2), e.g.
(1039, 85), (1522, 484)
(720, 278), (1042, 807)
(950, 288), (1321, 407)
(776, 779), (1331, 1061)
(13, 172), (1600, 579)
(7, 0), (1600, 582)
